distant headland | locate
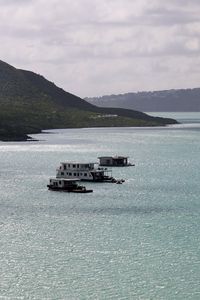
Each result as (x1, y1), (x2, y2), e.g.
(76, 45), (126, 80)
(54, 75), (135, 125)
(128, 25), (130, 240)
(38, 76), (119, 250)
(0, 60), (177, 141)
(85, 88), (200, 112)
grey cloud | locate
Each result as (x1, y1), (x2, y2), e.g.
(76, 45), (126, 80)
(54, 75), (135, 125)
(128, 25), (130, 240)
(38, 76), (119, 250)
(170, 0), (200, 5)
(145, 7), (200, 26)
(0, 0), (32, 5)
(0, 0), (200, 96)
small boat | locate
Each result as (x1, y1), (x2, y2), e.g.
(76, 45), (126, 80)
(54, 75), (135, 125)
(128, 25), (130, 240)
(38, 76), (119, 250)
(47, 178), (93, 193)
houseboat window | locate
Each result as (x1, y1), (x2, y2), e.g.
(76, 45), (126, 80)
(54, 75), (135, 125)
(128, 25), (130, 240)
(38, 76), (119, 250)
(74, 173), (76, 176)
(84, 173), (87, 176)
(64, 165), (66, 170)
(68, 164), (70, 168)
(80, 173), (82, 176)
(77, 173), (79, 176)
(69, 173), (72, 176)
(73, 164), (76, 168)
(59, 181), (61, 184)
(61, 172), (64, 176)
(77, 164), (79, 168)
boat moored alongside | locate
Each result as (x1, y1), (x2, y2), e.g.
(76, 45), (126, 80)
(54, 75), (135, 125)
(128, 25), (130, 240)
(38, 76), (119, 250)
(47, 178), (93, 193)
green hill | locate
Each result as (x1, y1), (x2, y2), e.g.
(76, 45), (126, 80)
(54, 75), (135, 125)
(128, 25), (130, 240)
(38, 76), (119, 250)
(0, 60), (177, 141)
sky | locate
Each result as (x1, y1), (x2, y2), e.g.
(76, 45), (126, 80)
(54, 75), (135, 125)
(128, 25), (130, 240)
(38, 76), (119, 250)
(0, 0), (200, 98)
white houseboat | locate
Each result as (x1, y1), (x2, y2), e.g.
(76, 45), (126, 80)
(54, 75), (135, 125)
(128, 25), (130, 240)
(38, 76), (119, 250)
(47, 178), (93, 193)
(98, 156), (134, 167)
(56, 162), (116, 182)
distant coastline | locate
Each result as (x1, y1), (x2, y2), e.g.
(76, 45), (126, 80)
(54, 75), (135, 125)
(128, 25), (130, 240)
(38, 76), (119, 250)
(85, 88), (200, 112)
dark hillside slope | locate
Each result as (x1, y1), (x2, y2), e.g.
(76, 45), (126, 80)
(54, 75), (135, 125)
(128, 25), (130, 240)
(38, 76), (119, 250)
(21, 69), (94, 110)
(0, 60), (177, 141)
(0, 60), (36, 98)
(0, 60), (94, 109)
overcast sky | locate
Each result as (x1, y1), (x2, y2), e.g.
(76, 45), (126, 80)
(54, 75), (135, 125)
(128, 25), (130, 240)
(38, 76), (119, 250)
(0, 0), (200, 97)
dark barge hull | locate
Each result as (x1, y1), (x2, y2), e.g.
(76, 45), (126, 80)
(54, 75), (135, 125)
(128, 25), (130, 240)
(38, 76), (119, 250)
(47, 186), (93, 193)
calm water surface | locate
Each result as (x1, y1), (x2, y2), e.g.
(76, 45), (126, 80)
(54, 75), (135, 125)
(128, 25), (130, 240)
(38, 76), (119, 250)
(0, 113), (200, 299)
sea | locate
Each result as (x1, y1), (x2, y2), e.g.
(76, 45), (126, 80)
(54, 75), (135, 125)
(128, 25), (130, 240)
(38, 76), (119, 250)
(0, 112), (200, 300)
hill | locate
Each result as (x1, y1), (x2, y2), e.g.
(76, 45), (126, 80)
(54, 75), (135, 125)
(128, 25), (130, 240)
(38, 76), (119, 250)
(85, 89), (200, 112)
(0, 60), (177, 141)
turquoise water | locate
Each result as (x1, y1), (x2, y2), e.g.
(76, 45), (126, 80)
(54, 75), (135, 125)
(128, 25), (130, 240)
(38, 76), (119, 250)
(0, 113), (200, 299)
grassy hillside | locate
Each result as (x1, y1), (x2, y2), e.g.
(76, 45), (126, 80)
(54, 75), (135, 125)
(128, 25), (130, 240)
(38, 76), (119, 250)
(0, 60), (177, 141)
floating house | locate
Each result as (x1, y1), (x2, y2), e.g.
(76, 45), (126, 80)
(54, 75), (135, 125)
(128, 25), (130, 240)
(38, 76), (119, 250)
(98, 156), (134, 167)
(56, 161), (113, 182)
(47, 178), (93, 193)
(56, 161), (125, 183)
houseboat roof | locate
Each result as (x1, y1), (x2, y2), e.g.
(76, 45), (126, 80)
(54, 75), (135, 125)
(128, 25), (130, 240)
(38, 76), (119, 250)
(60, 161), (97, 165)
(98, 156), (129, 159)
